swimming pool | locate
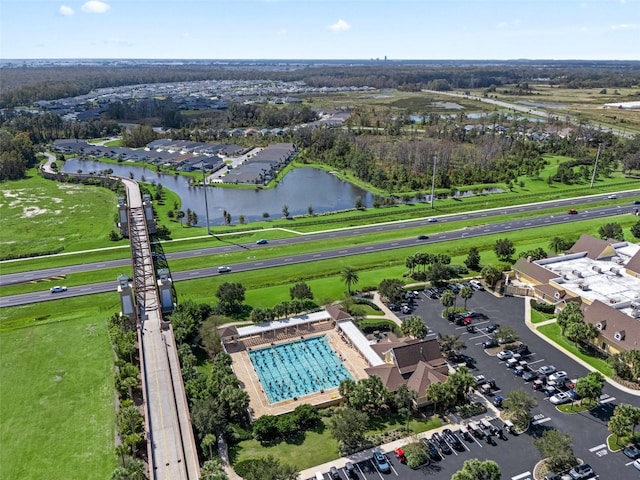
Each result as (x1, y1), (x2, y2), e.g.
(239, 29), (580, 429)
(248, 335), (352, 404)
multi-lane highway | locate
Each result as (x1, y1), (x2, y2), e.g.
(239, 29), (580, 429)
(1, 192), (638, 308)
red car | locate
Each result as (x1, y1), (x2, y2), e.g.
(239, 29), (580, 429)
(567, 209), (578, 214)
(463, 317), (473, 325)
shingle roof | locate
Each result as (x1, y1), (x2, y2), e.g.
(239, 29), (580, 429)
(625, 250), (640, 276)
(513, 257), (559, 284)
(326, 305), (352, 322)
(582, 300), (640, 351)
(391, 338), (446, 375)
(568, 234), (617, 260)
(406, 361), (449, 401)
(364, 365), (406, 392)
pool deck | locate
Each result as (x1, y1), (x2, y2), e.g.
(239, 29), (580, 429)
(230, 328), (371, 418)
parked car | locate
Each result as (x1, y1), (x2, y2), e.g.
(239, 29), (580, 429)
(568, 464), (595, 480)
(623, 444), (640, 459)
(634, 459), (640, 471)
(493, 396), (504, 408)
(422, 438), (442, 460)
(523, 370), (539, 382)
(469, 279), (485, 290)
(417, 235), (429, 240)
(550, 391), (572, 405)
(532, 379), (546, 390)
(443, 428), (464, 451)
(505, 357), (521, 369)
(497, 349), (514, 360)
(50, 285), (67, 293)
(255, 239), (268, 245)
(538, 365), (557, 376)
(217, 266), (231, 273)
(515, 344), (531, 356)
(548, 371), (568, 385)
(483, 338), (499, 349)
(486, 323), (499, 333)
(344, 462), (357, 478)
(329, 466), (341, 479)
(372, 451), (391, 473)
(432, 432), (452, 454)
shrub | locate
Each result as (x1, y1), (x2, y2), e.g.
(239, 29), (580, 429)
(455, 402), (487, 419)
(531, 300), (555, 314)
(404, 441), (429, 469)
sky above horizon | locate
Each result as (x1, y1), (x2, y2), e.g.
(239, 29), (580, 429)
(2, 0), (639, 60)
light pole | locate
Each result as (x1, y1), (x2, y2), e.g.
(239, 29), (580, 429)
(430, 155), (437, 209)
(590, 143), (602, 188)
(202, 163), (211, 235)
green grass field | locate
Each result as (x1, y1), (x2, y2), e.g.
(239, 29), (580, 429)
(0, 314), (115, 480)
(0, 170), (122, 259)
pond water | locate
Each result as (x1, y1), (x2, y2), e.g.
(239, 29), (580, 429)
(61, 160), (375, 226)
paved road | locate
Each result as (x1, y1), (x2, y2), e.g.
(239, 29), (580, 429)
(2, 200), (638, 308)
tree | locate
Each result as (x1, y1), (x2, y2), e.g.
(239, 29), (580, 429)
(328, 407), (369, 451)
(289, 281), (313, 300)
(235, 455), (298, 480)
(549, 236), (572, 254)
(437, 333), (465, 358)
(200, 459), (229, 480)
(282, 204), (290, 218)
(598, 222), (624, 240)
(440, 289), (456, 313)
(451, 459), (501, 480)
(574, 371), (604, 405)
(426, 381), (455, 412)
(215, 282), (246, 314)
(534, 429), (576, 472)
(556, 301), (586, 335)
(609, 404), (640, 441)
(448, 366), (476, 405)
(631, 220), (640, 239)
(494, 325), (518, 344)
(341, 266), (359, 295)
(503, 389), (537, 427)
(481, 265), (503, 288)
(378, 278), (405, 305)
(494, 238), (515, 262)
(464, 247), (481, 271)
(459, 286), (473, 309)
(401, 315), (428, 339)
(307, 204), (314, 215)
(177, 210), (185, 225)
(426, 261), (453, 286)
(393, 384), (417, 412)
(564, 321), (599, 345)
(252, 415), (280, 443)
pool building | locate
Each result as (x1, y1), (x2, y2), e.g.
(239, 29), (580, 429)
(220, 306), (450, 418)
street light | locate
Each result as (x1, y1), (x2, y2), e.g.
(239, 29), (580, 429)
(202, 163), (211, 235)
(590, 143), (602, 189)
(430, 155), (437, 209)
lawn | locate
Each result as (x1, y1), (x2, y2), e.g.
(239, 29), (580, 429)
(537, 323), (613, 377)
(556, 399), (597, 413)
(230, 415), (441, 471)
(0, 170), (123, 259)
(0, 315), (116, 480)
(530, 310), (555, 324)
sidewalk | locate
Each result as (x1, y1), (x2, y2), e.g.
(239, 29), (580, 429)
(522, 296), (640, 397)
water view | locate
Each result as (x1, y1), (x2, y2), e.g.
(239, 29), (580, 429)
(61, 160), (375, 226)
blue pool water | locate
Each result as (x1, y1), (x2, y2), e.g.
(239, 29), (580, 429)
(248, 335), (352, 404)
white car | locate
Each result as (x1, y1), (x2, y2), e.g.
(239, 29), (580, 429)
(633, 459), (640, 471)
(497, 350), (513, 360)
(428, 217), (438, 222)
(538, 365), (557, 376)
(50, 286), (67, 293)
(607, 194), (618, 199)
(548, 371), (568, 385)
(217, 266), (231, 273)
(550, 391), (572, 405)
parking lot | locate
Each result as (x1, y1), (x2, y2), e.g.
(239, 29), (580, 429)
(383, 286), (640, 479)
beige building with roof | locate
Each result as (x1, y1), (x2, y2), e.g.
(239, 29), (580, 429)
(512, 234), (640, 354)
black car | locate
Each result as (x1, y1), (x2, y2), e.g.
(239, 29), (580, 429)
(443, 428), (464, 451)
(485, 323), (499, 333)
(422, 438), (442, 460)
(432, 432), (452, 454)
(522, 370), (539, 382)
(623, 444), (640, 459)
(417, 235), (429, 240)
(515, 344), (531, 356)
(482, 339), (498, 349)
(344, 462), (357, 478)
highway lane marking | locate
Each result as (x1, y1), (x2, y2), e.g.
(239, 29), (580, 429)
(512, 472), (532, 480)
(255, 262), (263, 266)
(589, 443), (607, 452)
(365, 246), (374, 250)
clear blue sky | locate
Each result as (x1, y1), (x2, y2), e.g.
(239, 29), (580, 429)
(2, 0), (639, 60)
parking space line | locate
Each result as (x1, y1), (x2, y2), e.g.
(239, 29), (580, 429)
(512, 472), (532, 480)
(599, 396), (616, 404)
(532, 417), (551, 425)
(589, 443), (607, 452)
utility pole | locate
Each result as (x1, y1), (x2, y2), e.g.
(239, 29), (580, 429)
(202, 163), (211, 235)
(590, 143), (602, 188)
(430, 155), (437, 209)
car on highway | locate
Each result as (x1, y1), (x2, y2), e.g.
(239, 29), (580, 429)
(607, 194), (618, 199)
(428, 217), (438, 222)
(372, 451), (391, 473)
(217, 266), (231, 273)
(538, 365), (557, 376)
(550, 391), (573, 405)
(255, 239), (268, 245)
(567, 209), (578, 214)
(50, 285), (67, 293)
(568, 464), (595, 480)
(623, 444), (640, 459)
(497, 349), (514, 360)
(417, 235), (429, 240)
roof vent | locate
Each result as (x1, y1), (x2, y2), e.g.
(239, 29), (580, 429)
(610, 267), (621, 275)
(596, 320), (606, 331)
(614, 330), (625, 341)
(592, 266), (602, 273)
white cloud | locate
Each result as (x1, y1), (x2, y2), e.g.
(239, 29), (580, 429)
(328, 19), (350, 33)
(610, 23), (638, 30)
(59, 5), (74, 16)
(81, 1), (111, 14)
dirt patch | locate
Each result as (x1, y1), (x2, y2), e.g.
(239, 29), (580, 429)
(22, 206), (49, 218)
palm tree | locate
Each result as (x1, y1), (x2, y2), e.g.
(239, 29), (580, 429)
(460, 286), (473, 309)
(437, 333), (465, 358)
(177, 210), (185, 226)
(503, 389), (537, 426)
(549, 236), (568, 254)
(440, 289), (456, 314)
(341, 266), (359, 295)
